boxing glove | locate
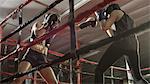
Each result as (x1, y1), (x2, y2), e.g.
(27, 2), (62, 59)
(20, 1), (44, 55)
(79, 17), (97, 29)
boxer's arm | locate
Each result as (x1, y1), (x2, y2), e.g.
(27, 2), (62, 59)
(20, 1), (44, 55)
(102, 10), (118, 31)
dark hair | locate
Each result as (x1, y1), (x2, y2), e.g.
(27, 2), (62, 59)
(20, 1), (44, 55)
(106, 4), (121, 14)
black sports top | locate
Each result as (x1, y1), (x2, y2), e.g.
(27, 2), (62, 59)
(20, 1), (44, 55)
(114, 11), (134, 35)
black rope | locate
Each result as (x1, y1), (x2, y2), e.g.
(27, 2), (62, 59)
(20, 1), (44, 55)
(0, 0), (63, 42)
(1, 22), (149, 83)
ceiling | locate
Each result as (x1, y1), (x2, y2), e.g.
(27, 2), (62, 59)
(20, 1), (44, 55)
(0, 0), (150, 77)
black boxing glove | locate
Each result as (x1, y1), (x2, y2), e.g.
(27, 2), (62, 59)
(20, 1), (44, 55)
(96, 8), (107, 21)
(79, 18), (97, 29)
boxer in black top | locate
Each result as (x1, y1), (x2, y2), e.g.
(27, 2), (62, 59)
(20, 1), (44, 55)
(94, 4), (149, 84)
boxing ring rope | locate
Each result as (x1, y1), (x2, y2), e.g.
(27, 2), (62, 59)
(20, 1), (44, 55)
(0, 56), (15, 61)
(111, 66), (150, 72)
(0, 72), (37, 81)
(141, 68), (150, 71)
(33, 0), (49, 8)
(0, 72), (14, 76)
(0, 0), (149, 83)
(79, 58), (98, 65)
(48, 50), (64, 57)
(5, 38), (17, 43)
(0, 0), (33, 27)
(33, 0), (60, 13)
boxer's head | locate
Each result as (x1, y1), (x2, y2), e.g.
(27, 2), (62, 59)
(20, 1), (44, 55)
(42, 13), (60, 30)
(106, 4), (121, 15)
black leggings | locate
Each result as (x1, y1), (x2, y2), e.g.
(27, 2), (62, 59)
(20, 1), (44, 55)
(94, 36), (148, 84)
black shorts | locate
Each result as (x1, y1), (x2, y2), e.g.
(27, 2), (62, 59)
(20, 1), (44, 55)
(23, 49), (47, 67)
